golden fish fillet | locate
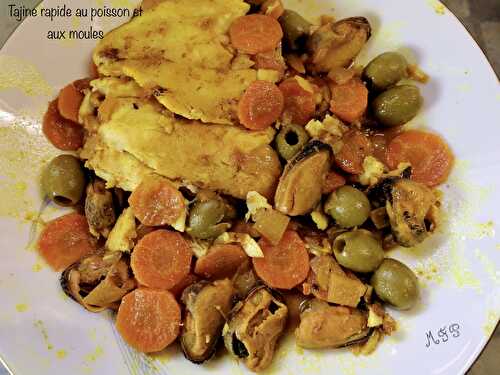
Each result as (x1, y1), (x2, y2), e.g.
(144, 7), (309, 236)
(121, 61), (256, 125)
(93, 0), (255, 124)
(80, 134), (157, 192)
(81, 97), (282, 199)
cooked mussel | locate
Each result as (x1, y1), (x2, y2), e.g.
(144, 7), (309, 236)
(275, 141), (331, 216)
(387, 179), (438, 246)
(307, 17), (371, 72)
(85, 178), (116, 237)
(367, 177), (439, 247)
(223, 286), (288, 372)
(60, 251), (135, 312)
(366, 177), (397, 208)
(366, 168), (412, 207)
(180, 279), (234, 364)
(295, 299), (370, 348)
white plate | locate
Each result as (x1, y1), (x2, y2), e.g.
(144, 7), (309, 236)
(0, 0), (499, 374)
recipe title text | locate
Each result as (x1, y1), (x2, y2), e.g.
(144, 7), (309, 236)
(7, 4), (143, 40)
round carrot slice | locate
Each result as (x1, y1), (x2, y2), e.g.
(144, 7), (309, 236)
(330, 79), (368, 124)
(279, 78), (316, 126)
(131, 230), (192, 290)
(194, 244), (248, 279)
(37, 213), (97, 271)
(253, 230), (310, 289)
(57, 82), (85, 123)
(386, 130), (454, 186)
(128, 176), (185, 227)
(116, 288), (181, 353)
(238, 80), (284, 130)
(43, 100), (84, 151)
(334, 129), (373, 174)
(229, 14), (283, 54)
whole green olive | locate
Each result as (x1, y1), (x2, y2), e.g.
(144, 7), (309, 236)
(279, 10), (312, 51)
(324, 186), (370, 228)
(42, 154), (85, 206)
(363, 52), (408, 91)
(187, 199), (231, 239)
(275, 123), (310, 160)
(333, 229), (384, 273)
(371, 258), (419, 310)
(372, 85), (423, 127)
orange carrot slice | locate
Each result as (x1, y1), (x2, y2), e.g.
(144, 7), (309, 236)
(279, 77), (316, 126)
(128, 176), (185, 227)
(330, 78), (368, 123)
(116, 288), (181, 353)
(43, 100), (84, 151)
(194, 244), (248, 279)
(230, 14), (283, 54)
(131, 230), (192, 290)
(386, 130), (454, 186)
(37, 213), (97, 271)
(252, 230), (310, 289)
(57, 82), (85, 123)
(334, 129), (373, 174)
(322, 171), (347, 194)
(238, 80), (284, 130)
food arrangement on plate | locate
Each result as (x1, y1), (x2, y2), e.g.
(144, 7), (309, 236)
(36, 0), (455, 371)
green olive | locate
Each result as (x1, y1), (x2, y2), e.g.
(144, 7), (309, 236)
(187, 199), (231, 239)
(275, 124), (310, 160)
(279, 10), (312, 51)
(324, 186), (370, 228)
(42, 154), (85, 206)
(363, 52), (408, 91)
(333, 230), (384, 273)
(371, 258), (419, 310)
(372, 85), (423, 127)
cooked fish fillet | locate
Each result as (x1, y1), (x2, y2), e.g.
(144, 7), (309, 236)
(90, 77), (146, 98)
(94, 0), (248, 72)
(121, 61), (256, 124)
(81, 97), (282, 199)
(80, 134), (157, 192)
(93, 0), (256, 124)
